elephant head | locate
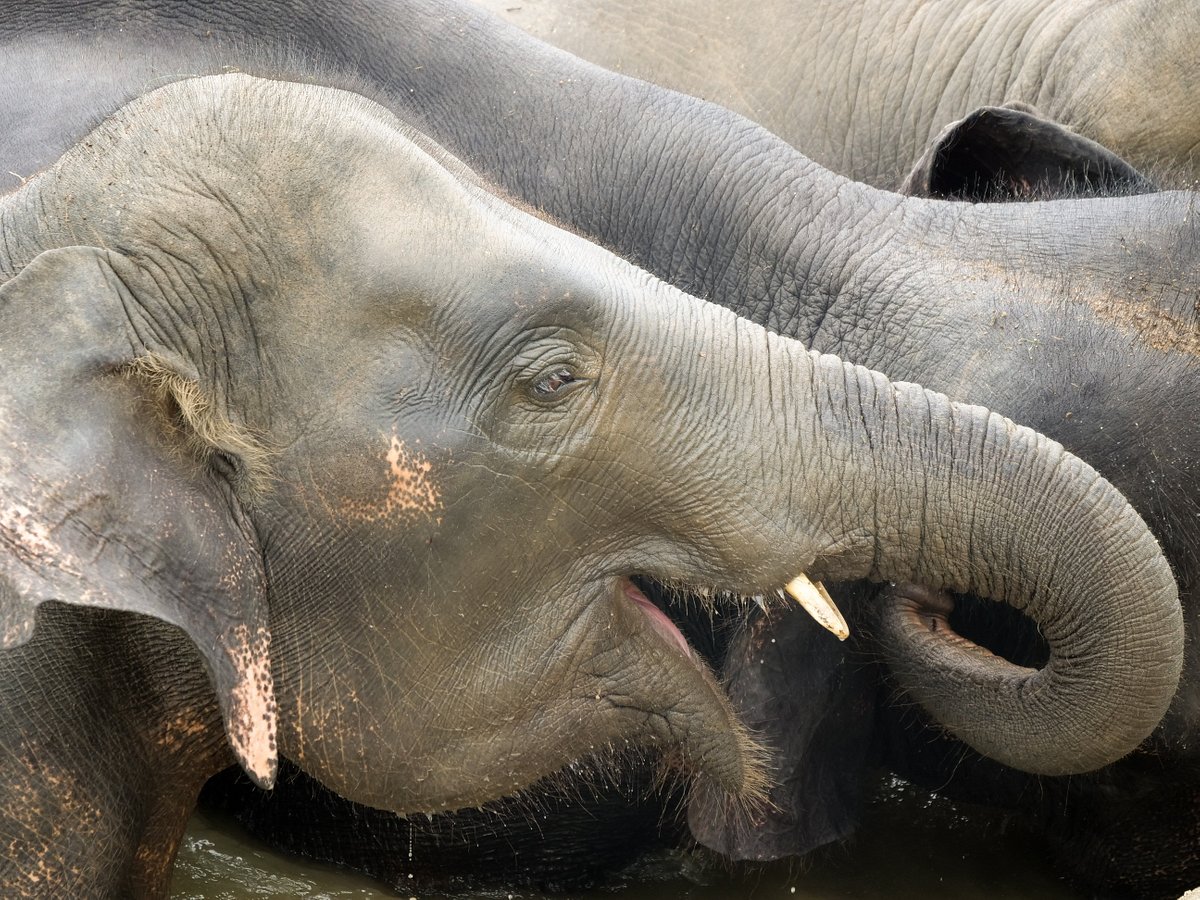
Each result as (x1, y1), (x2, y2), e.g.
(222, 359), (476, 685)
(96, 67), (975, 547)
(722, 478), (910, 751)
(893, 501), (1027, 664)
(0, 75), (1183, 835)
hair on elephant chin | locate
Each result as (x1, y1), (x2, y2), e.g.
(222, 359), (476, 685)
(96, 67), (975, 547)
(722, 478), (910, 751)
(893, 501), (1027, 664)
(487, 732), (772, 840)
(682, 722), (776, 849)
(124, 354), (273, 499)
(1132, 158), (1200, 194)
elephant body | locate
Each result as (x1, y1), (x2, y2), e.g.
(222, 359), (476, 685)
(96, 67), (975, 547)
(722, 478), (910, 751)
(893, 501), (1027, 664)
(2, 2), (1198, 897)
(474, 0), (1200, 190)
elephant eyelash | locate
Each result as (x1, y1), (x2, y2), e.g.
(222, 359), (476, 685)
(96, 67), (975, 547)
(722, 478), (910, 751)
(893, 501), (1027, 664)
(530, 367), (584, 400)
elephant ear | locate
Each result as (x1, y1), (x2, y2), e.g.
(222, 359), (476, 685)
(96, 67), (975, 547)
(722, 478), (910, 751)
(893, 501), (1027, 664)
(0, 247), (276, 787)
(900, 104), (1156, 200)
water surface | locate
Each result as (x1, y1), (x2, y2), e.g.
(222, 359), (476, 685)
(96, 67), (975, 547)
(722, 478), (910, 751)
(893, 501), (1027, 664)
(171, 779), (1078, 899)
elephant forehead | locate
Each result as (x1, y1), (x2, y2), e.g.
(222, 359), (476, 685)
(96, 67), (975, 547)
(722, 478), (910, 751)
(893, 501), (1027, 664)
(339, 433), (442, 525)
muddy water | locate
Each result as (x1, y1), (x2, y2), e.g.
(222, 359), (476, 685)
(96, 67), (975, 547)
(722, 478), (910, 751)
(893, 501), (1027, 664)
(170, 779), (1078, 899)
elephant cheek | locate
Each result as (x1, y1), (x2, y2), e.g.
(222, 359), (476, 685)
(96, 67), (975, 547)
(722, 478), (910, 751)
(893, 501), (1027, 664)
(334, 432), (444, 527)
(268, 592), (767, 817)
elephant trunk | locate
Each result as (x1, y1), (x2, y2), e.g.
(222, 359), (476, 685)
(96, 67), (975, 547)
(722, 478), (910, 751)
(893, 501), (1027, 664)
(800, 349), (1183, 775)
(620, 285), (1180, 782)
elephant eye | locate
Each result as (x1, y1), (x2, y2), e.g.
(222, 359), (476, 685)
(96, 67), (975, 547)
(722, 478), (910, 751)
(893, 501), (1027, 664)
(531, 366), (581, 399)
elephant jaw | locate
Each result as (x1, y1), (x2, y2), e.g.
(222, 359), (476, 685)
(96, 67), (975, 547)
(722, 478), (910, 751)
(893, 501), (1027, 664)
(281, 572), (847, 823)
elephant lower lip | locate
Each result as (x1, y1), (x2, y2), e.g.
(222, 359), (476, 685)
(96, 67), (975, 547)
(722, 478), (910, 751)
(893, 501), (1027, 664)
(622, 579), (694, 660)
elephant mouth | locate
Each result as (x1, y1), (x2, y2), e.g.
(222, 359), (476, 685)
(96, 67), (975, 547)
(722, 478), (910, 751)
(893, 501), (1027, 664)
(622, 574), (850, 669)
(622, 579), (696, 660)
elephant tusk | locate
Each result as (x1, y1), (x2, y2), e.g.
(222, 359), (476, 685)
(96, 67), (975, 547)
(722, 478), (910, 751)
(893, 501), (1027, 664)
(784, 574), (850, 641)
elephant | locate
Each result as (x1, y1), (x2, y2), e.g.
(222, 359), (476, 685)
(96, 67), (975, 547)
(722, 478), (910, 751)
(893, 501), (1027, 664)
(5, 1), (1200, 896)
(472, 0), (1200, 191)
(2, 70), (1176, 897)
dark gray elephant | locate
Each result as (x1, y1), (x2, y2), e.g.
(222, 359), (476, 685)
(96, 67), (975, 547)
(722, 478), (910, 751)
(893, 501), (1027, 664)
(474, 0), (1200, 190)
(2, 72), (1173, 897)
(5, 1), (1200, 897)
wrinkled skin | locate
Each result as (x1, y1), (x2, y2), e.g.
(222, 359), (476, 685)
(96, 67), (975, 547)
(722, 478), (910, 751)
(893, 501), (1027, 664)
(476, 0), (1200, 190)
(2, 72), (1176, 897)
(3, 2), (1200, 897)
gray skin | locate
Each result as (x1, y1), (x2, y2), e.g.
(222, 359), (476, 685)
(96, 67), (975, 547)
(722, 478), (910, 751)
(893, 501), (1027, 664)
(4, 2), (1200, 896)
(2, 73), (1177, 896)
(475, 0), (1200, 189)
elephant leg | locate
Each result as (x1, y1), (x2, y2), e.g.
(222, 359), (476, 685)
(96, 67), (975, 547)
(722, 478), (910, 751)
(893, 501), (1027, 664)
(0, 606), (231, 898)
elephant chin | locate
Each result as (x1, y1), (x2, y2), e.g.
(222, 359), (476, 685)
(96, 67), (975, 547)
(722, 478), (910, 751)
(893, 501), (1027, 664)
(528, 575), (782, 825)
(609, 577), (816, 819)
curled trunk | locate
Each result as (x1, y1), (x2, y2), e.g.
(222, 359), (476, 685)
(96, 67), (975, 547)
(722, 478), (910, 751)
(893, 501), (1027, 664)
(804, 351), (1182, 775)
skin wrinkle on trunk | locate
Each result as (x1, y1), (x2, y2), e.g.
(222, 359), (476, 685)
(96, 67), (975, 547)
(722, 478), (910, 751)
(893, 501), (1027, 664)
(803, 354), (1181, 774)
(649, 302), (1180, 776)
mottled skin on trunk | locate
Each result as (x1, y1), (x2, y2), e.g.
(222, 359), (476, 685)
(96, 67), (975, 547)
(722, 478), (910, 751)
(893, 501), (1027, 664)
(474, 0), (1200, 189)
(2, 3), (1198, 896)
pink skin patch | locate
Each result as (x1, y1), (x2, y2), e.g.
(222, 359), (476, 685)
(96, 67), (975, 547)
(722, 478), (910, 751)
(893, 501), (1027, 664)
(623, 580), (694, 660)
(222, 623), (278, 788)
(341, 434), (442, 524)
(382, 436), (440, 516)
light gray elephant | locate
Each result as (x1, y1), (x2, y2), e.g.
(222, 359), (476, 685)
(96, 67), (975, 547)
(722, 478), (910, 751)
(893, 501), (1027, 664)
(476, 0), (1200, 190)
(0, 72), (1182, 896)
